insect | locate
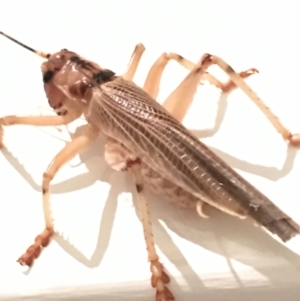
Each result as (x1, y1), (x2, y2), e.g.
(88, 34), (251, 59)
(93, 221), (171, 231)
(1, 32), (300, 301)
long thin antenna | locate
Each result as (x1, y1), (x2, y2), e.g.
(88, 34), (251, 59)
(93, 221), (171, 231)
(0, 31), (51, 59)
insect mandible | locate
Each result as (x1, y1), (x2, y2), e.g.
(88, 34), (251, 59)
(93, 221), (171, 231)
(1, 31), (300, 301)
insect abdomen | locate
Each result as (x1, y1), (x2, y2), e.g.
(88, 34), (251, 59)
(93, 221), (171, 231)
(140, 164), (199, 209)
(104, 137), (199, 209)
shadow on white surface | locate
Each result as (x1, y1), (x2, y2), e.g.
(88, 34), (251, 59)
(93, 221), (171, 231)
(1, 91), (300, 300)
(16, 285), (300, 301)
(1, 1), (300, 300)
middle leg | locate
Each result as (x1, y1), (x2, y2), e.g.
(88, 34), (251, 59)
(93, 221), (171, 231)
(130, 163), (174, 301)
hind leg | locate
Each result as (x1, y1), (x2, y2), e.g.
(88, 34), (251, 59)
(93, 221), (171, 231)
(143, 52), (257, 121)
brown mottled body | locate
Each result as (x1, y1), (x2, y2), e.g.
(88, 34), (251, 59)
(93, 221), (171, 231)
(1, 32), (300, 301)
(105, 137), (205, 212)
(141, 163), (200, 209)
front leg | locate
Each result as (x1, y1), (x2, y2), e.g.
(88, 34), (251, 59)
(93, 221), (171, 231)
(0, 108), (82, 148)
(17, 123), (100, 266)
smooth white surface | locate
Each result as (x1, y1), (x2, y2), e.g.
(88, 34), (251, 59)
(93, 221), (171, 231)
(1, 1), (300, 300)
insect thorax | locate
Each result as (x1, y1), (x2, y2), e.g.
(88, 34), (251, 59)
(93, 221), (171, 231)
(41, 49), (116, 114)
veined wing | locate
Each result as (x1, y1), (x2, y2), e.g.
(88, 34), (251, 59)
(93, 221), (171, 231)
(55, 60), (300, 242)
(86, 78), (260, 202)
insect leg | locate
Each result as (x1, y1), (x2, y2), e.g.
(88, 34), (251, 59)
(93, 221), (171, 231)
(0, 110), (81, 126)
(123, 43), (146, 81)
(143, 52), (257, 99)
(0, 123), (3, 148)
(17, 123), (100, 266)
(130, 164), (174, 301)
(159, 53), (215, 122)
(210, 55), (300, 146)
(0, 111), (81, 148)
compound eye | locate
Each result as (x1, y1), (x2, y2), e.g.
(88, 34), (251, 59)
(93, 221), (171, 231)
(43, 70), (54, 83)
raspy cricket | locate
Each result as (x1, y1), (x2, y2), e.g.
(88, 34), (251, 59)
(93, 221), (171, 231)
(1, 32), (300, 301)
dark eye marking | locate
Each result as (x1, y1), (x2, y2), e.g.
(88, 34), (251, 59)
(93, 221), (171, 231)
(43, 70), (54, 83)
(61, 48), (68, 51)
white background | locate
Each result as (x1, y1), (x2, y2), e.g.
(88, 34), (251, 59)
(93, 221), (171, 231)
(1, 1), (300, 300)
